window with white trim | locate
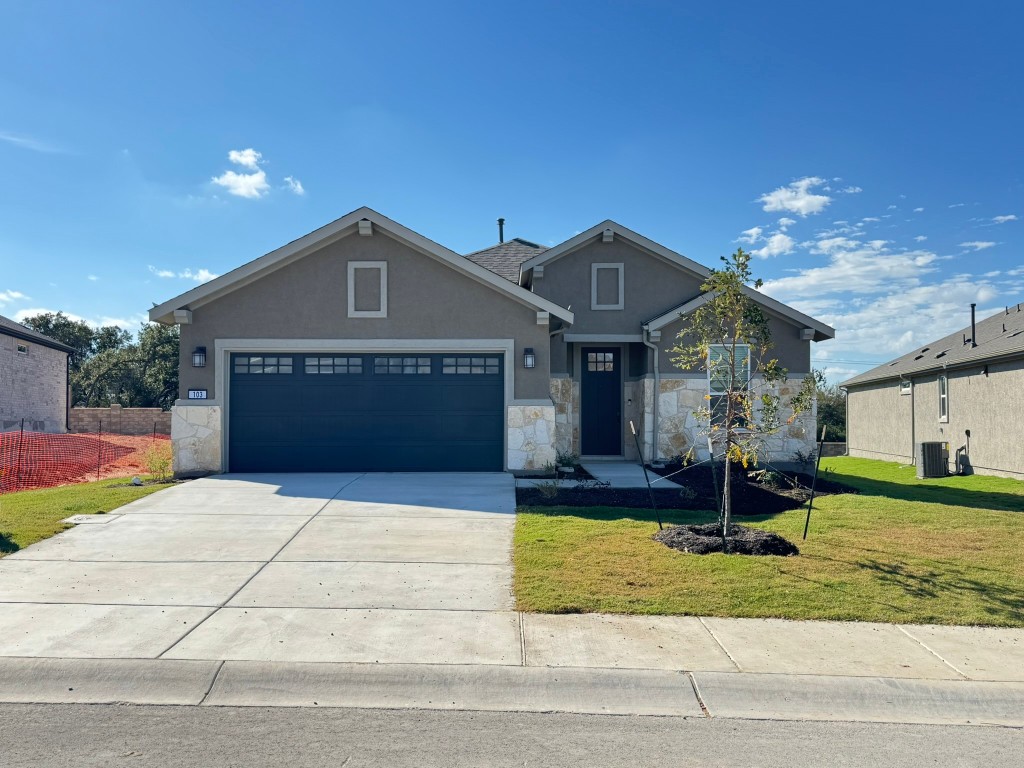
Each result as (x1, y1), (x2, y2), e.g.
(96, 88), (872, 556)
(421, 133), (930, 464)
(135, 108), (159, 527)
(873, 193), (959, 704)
(938, 374), (948, 421)
(16, 343), (28, 355)
(900, 380), (912, 395)
(590, 263), (624, 310)
(347, 261), (387, 318)
(708, 344), (751, 426)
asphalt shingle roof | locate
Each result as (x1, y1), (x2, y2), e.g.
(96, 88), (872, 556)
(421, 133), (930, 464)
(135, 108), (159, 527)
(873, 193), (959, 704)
(0, 313), (77, 354)
(841, 303), (1024, 388)
(464, 238), (546, 282)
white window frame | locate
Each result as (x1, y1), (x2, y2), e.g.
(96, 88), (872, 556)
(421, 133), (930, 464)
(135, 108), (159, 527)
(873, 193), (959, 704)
(347, 261), (388, 318)
(16, 343), (28, 354)
(708, 344), (751, 426)
(899, 379), (912, 395)
(938, 374), (948, 422)
(591, 263), (624, 310)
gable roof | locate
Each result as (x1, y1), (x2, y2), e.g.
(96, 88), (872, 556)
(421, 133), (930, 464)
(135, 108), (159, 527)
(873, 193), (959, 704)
(842, 304), (1024, 388)
(643, 290), (835, 342)
(0, 314), (75, 354)
(464, 238), (546, 282)
(148, 207), (573, 325)
(518, 219), (715, 283)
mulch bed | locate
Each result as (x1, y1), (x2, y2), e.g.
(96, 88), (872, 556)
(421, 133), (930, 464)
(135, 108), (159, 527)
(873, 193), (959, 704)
(654, 522), (800, 556)
(516, 465), (855, 514)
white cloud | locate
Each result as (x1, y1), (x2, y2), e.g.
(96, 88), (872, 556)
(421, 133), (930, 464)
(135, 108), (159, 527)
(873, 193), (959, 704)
(147, 266), (175, 278)
(0, 130), (63, 153)
(913, 207), (924, 213)
(87, 275), (99, 282)
(887, 205), (897, 210)
(758, 176), (832, 217)
(762, 247), (940, 298)
(948, 203), (965, 208)
(776, 217), (796, 231)
(227, 148), (262, 170)
(959, 241), (996, 251)
(178, 268), (219, 283)
(914, 235), (928, 242)
(0, 289), (28, 306)
(211, 168), (269, 199)
(993, 214), (1018, 224)
(861, 217), (880, 223)
(283, 176), (305, 195)
(839, 186), (862, 194)
(737, 226), (763, 244)
(751, 233), (795, 259)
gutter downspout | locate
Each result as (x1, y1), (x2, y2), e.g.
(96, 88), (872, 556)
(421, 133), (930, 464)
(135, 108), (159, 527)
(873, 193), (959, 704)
(642, 326), (660, 463)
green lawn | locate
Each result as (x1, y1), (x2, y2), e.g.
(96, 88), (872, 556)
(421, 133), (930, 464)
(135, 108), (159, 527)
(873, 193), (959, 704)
(514, 457), (1024, 626)
(0, 478), (173, 556)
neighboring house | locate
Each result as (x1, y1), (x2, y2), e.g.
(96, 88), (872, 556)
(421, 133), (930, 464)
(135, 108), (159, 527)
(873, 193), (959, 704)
(149, 207), (834, 476)
(0, 314), (73, 433)
(843, 303), (1024, 479)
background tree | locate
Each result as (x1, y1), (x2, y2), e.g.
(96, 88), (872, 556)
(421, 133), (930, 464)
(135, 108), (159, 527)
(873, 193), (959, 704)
(19, 312), (178, 409)
(816, 381), (846, 442)
(672, 248), (818, 548)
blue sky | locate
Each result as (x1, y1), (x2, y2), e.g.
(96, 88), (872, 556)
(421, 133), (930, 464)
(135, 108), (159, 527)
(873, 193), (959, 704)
(1, 1), (1020, 380)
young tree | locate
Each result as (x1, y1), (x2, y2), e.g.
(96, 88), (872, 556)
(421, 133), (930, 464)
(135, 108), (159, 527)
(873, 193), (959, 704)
(816, 381), (846, 442)
(672, 248), (817, 549)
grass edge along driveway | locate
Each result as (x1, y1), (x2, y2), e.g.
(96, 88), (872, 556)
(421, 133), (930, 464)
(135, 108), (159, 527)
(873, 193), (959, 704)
(0, 478), (173, 557)
(514, 457), (1024, 627)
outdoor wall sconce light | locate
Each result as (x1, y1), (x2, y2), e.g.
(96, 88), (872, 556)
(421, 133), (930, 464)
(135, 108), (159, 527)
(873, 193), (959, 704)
(523, 347), (536, 369)
(192, 346), (207, 367)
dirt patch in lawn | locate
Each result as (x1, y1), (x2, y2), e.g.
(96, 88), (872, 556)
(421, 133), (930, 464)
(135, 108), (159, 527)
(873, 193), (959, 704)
(516, 466), (855, 514)
(654, 522), (800, 556)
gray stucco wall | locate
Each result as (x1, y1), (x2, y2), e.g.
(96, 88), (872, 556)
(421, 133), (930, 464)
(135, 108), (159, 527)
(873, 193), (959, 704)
(178, 231), (551, 401)
(534, 238), (705, 335)
(655, 311), (811, 375)
(847, 379), (914, 464)
(847, 359), (1024, 478)
(0, 332), (68, 432)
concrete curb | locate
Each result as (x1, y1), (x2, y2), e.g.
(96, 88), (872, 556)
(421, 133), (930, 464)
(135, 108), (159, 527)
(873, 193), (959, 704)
(691, 671), (1024, 727)
(0, 658), (222, 705)
(204, 661), (702, 716)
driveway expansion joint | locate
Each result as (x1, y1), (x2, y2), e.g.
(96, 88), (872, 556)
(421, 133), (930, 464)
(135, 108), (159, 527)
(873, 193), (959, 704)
(897, 625), (971, 680)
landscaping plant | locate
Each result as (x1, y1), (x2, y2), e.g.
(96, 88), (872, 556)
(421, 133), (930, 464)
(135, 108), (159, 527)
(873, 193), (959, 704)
(672, 248), (819, 551)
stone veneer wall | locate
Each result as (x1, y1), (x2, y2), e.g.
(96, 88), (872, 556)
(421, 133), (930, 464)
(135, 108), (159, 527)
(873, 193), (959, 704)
(644, 376), (818, 465)
(549, 377), (577, 458)
(171, 404), (222, 477)
(507, 403), (557, 471)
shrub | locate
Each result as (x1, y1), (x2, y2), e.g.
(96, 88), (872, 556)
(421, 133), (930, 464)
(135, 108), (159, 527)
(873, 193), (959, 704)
(142, 441), (172, 481)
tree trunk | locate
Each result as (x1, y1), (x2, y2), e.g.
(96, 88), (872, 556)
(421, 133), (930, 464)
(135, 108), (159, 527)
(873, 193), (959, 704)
(722, 447), (731, 553)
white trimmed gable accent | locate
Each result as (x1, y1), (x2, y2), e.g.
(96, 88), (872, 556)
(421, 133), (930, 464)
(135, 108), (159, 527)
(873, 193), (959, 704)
(149, 207), (573, 325)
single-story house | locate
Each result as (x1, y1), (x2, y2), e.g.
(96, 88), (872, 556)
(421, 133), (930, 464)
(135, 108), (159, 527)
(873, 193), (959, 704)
(148, 207), (834, 476)
(0, 314), (74, 433)
(843, 303), (1024, 479)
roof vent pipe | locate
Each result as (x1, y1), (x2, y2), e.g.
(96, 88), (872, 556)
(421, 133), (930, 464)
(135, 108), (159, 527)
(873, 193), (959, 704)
(971, 303), (978, 347)
(497, 218), (505, 244)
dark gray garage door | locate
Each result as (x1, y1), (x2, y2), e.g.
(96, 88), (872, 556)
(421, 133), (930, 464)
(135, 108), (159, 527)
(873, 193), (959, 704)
(228, 353), (504, 472)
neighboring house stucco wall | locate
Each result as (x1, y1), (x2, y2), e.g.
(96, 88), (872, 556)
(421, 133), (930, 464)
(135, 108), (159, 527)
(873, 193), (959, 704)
(847, 359), (1024, 478)
(178, 231), (551, 401)
(847, 379), (914, 464)
(0, 332), (68, 433)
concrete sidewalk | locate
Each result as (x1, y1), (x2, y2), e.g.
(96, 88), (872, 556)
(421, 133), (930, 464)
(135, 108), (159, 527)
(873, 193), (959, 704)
(580, 461), (681, 488)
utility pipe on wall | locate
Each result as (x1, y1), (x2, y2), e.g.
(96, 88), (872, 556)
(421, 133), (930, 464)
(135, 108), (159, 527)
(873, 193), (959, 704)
(642, 327), (661, 462)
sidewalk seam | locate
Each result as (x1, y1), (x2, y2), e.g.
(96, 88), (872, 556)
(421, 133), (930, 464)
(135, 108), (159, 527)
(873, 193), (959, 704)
(687, 672), (711, 718)
(897, 626), (970, 680)
(697, 618), (742, 672)
(519, 612), (527, 667)
(155, 474), (366, 659)
(198, 660), (226, 705)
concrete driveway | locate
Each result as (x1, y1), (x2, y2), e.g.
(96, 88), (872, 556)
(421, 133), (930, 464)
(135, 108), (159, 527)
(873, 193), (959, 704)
(0, 473), (521, 664)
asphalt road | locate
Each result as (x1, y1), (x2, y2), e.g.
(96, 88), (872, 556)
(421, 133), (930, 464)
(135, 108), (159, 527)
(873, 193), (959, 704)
(1, 704), (1020, 768)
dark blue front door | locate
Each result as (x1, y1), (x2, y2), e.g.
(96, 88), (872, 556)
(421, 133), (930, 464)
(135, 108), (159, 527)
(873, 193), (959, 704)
(580, 347), (622, 455)
(228, 353), (504, 472)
